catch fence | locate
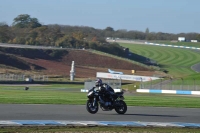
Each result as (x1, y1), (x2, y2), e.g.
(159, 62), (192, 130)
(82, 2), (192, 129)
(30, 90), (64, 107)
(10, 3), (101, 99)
(140, 78), (200, 91)
(0, 74), (48, 81)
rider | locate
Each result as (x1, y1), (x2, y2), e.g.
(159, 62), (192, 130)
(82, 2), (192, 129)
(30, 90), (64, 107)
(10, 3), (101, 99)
(95, 78), (115, 103)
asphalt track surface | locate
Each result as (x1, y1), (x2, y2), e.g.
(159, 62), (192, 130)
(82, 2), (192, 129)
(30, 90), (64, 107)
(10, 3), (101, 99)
(0, 104), (200, 123)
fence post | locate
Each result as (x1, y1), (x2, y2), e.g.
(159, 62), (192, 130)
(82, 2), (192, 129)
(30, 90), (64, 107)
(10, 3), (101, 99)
(160, 79), (162, 89)
(170, 78), (172, 90)
(193, 78), (196, 91)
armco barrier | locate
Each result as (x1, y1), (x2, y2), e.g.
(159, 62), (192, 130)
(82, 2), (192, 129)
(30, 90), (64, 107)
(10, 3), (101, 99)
(0, 120), (200, 128)
(137, 89), (200, 95)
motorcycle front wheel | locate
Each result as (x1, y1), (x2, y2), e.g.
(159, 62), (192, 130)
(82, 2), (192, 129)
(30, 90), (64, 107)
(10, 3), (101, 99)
(86, 100), (99, 114)
(114, 100), (127, 114)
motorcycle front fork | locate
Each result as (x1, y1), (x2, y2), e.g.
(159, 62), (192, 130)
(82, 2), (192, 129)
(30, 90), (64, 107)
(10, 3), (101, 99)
(93, 97), (96, 107)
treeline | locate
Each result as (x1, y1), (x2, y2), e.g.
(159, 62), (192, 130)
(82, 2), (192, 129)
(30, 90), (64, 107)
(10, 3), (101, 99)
(112, 28), (200, 41)
(1, 14), (200, 57)
(0, 14), (127, 57)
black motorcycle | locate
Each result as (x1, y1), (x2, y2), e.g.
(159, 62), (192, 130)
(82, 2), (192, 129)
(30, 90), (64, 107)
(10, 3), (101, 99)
(86, 87), (127, 114)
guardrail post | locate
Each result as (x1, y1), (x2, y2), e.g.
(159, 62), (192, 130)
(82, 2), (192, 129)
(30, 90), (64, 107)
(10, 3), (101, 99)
(181, 78), (183, 90)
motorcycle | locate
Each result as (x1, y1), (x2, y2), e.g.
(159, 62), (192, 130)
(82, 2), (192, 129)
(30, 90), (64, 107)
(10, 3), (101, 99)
(86, 87), (127, 114)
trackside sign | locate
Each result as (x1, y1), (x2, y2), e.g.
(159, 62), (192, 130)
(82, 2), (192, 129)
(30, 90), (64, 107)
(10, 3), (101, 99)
(96, 72), (160, 82)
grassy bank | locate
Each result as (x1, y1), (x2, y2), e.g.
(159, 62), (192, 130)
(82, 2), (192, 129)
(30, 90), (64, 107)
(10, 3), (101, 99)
(119, 43), (200, 78)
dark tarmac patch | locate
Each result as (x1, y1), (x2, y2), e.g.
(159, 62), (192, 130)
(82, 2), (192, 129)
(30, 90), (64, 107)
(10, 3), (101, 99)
(191, 63), (200, 72)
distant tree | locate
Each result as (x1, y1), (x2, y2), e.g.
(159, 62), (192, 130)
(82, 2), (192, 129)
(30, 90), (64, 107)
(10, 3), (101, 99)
(55, 35), (76, 48)
(12, 14), (41, 28)
(145, 28), (150, 40)
(0, 22), (11, 43)
(145, 28), (149, 34)
(29, 18), (42, 28)
(89, 42), (98, 49)
(72, 31), (85, 40)
(104, 27), (115, 38)
(196, 34), (200, 42)
(114, 30), (125, 38)
(105, 26), (114, 32)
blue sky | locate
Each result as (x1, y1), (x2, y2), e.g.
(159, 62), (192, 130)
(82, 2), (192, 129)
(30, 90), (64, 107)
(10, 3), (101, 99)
(0, 0), (199, 33)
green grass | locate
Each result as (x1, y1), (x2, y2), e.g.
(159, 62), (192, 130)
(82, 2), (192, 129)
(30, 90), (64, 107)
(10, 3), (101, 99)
(1, 126), (200, 133)
(119, 43), (200, 79)
(0, 84), (86, 104)
(126, 94), (200, 108)
(183, 73), (200, 80)
(1, 84), (200, 108)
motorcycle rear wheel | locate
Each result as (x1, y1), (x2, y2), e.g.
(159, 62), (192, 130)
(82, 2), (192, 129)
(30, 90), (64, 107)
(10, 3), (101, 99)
(86, 100), (99, 114)
(114, 100), (127, 114)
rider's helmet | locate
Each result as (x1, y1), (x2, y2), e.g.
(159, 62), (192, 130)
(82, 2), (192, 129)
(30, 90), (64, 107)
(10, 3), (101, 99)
(95, 78), (102, 87)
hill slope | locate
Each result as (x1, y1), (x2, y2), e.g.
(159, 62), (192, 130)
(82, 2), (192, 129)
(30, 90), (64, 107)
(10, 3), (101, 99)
(0, 48), (157, 79)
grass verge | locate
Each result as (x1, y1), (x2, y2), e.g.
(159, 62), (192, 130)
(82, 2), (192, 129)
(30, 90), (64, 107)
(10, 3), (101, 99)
(0, 84), (200, 108)
(0, 126), (200, 133)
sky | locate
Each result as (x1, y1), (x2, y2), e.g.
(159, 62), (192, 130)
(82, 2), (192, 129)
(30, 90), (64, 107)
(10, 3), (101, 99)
(0, 0), (200, 33)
